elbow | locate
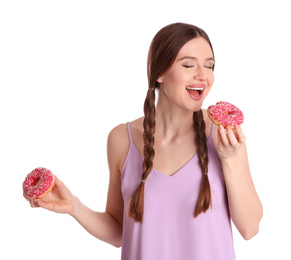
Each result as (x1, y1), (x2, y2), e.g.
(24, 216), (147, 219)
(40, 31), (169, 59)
(241, 213), (263, 240)
(241, 226), (259, 240)
(242, 203), (263, 240)
(111, 229), (123, 248)
(240, 217), (262, 240)
(113, 239), (122, 248)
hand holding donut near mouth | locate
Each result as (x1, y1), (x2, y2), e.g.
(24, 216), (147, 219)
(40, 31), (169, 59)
(207, 101), (244, 128)
(208, 101), (246, 160)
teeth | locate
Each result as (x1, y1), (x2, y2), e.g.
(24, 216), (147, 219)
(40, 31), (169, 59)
(186, 87), (204, 90)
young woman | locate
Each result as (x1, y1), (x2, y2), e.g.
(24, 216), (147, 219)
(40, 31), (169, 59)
(25, 23), (263, 260)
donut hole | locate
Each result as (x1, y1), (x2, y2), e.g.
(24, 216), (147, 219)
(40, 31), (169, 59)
(224, 111), (235, 116)
(33, 177), (41, 186)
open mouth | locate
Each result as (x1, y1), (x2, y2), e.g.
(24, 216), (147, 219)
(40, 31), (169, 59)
(186, 85), (205, 100)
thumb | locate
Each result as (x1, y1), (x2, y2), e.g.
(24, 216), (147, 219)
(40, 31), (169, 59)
(52, 174), (72, 199)
(53, 174), (62, 185)
(53, 174), (67, 191)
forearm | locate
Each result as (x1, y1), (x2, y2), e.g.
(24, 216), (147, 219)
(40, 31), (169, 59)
(221, 156), (263, 240)
(70, 196), (123, 247)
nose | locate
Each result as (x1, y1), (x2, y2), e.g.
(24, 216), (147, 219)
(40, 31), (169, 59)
(193, 65), (207, 81)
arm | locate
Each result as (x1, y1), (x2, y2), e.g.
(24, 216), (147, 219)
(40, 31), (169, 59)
(214, 124), (263, 240)
(28, 124), (127, 247)
(70, 125), (126, 247)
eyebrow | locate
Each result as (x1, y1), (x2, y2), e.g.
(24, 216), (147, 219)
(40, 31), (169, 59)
(178, 56), (215, 62)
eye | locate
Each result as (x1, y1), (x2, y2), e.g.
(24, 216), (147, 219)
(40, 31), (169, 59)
(204, 61), (215, 70)
(183, 65), (194, 68)
(204, 65), (214, 70)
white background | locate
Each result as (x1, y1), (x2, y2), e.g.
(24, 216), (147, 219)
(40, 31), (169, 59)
(1, 0), (290, 259)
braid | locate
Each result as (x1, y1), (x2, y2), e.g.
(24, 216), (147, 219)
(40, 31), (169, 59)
(193, 110), (212, 217)
(128, 88), (156, 223)
(142, 88), (156, 179)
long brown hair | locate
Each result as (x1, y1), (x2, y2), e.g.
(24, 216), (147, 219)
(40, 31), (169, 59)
(128, 23), (214, 223)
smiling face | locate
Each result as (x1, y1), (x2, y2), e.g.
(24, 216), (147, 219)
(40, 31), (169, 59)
(157, 37), (215, 112)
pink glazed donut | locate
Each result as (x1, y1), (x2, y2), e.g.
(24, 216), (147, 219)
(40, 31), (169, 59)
(207, 101), (244, 128)
(23, 167), (54, 199)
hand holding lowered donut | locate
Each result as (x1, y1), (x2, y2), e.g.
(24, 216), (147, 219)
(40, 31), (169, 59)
(24, 173), (76, 215)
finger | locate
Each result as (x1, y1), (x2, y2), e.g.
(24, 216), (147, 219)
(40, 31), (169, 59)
(235, 125), (247, 143)
(218, 125), (229, 146)
(53, 175), (66, 190)
(36, 199), (54, 211)
(30, 198), (39, 208)
(23, 191), (30, 201)
(226, 126), (239, 146)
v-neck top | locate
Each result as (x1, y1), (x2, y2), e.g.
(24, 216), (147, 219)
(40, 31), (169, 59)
(121, 122), (236, 260)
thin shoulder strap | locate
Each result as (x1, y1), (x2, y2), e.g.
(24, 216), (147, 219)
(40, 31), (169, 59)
(210, 122), (215, 137)
(126, 122), (133, 144)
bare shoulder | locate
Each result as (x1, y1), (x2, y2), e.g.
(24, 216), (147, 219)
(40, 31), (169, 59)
(129, 117), (144, 136)
(128, 117), (144, 154)
(107, 117), (143, 149)
(202, 108), (215, 139)
(107, 117), (143, 172)
(201, 108), (211, 125)
(108, 123), (129, 147)
(107, 123), (130, 172)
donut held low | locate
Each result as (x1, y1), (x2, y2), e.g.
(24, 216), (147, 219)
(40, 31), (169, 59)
(23, 167), (55, 199)
(207, 101), (244, 128)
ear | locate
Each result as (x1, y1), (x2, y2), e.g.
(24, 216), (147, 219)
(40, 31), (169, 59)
(157, 76), (163, 83)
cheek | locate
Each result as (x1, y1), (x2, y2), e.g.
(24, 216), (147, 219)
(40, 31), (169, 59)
(210, 73), (214, 85)
(207, 71), (214, 85)
(207, 73), (214, 91)
(162, 71), (186, 94)
(203, 74), (214, 97)
(164, 70), (185, 84)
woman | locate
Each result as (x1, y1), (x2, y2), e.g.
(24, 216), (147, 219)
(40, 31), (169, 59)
(26, 23), (263, 260)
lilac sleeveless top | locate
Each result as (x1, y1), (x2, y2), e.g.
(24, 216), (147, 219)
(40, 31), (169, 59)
(121, 122), (236, 260)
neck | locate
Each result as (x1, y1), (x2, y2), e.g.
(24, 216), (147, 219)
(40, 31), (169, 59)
(155, 102), (195, 140)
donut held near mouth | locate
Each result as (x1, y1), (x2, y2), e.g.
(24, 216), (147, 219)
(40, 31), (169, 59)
(207, 101), (244, 128)
(23, 167), (55, 199)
